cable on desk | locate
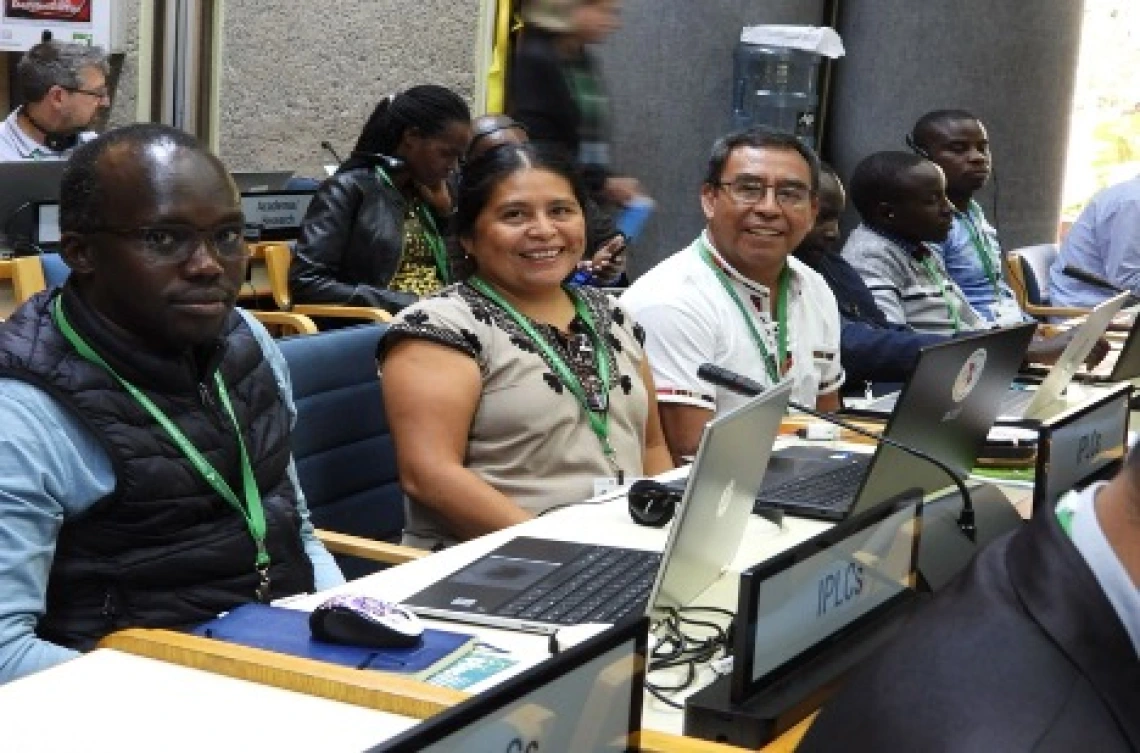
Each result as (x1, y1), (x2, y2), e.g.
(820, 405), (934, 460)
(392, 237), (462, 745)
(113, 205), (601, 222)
(645, 606), (735, 709)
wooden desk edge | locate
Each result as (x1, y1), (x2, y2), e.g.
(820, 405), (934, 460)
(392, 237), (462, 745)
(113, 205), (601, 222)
(639, 730), (752, 752)
(99, 627), (468, 719)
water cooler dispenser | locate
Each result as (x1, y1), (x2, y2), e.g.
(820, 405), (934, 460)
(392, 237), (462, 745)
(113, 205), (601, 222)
(731, 26), (845, 148)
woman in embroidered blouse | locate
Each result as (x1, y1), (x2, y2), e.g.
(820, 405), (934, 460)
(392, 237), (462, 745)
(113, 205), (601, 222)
(289, 85), (471, 313)
(381, 144), (671, 550)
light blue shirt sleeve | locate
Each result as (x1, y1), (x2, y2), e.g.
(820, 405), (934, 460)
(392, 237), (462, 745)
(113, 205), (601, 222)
(1099, 197), (1140, 296)
(240, 310), (345, 591)
(1051, 180), (1140, 308)
(0, 381), (109, 684)
(0, 314), (344, 685)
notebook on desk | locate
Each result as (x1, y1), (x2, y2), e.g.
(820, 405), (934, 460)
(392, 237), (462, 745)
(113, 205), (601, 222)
(754, 323), (1036, 522)
(374, 617), (647, 753)
(190, 603), (477, 678)
(401, 381), (794, 634)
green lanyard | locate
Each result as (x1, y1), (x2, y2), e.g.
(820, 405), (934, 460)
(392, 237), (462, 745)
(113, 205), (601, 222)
(1056, 506), (1074, 538)
(960, 201), (1001, 295)
(698, 239), (788, 383)
(564, 67), (603, 127)
(51, 296), (273, 601)
(376, 166), (450, 284)
(917, 250), (962, 334)
(467, 277), (618, 474)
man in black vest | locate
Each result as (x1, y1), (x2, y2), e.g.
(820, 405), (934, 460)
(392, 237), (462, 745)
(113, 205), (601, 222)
(0, 123), (344, 684)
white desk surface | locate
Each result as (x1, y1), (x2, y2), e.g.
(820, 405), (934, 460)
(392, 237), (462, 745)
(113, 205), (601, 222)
(1, 649), (419, 753)
(286, 458), (835, 736)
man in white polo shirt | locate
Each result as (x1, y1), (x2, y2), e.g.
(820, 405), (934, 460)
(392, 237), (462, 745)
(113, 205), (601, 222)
(0, 40), (109, 162)
(623, 127), (843, 463)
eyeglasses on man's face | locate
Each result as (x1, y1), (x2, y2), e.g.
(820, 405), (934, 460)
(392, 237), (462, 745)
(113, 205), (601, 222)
(63, 85), (110, 102)
(89, 223), (249, 264)
(713, 179), (813, 209)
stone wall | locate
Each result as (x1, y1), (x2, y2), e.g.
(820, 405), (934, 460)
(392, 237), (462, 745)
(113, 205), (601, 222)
(215, 0), (480, 178)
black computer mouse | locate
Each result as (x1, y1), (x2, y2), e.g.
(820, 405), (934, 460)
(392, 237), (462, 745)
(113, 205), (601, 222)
(309, 595), (424, 648)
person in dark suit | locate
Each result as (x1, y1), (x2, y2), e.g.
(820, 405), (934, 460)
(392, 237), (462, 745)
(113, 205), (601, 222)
(799, 444), (1140, 751)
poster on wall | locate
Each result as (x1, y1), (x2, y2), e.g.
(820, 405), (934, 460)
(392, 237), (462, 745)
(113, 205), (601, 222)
(0, 0), (111, 51)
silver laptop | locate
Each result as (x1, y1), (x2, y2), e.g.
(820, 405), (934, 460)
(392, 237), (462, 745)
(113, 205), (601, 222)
(401, 381), (794, 634)
(1000, 291), (1129, 419)
(231, 170), (295, 192)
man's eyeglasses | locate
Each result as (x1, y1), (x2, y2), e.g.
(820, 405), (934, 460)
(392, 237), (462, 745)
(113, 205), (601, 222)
(89, 223), (248, 263)
(713, 180), (813, 209)
(63, 85), (110, 101)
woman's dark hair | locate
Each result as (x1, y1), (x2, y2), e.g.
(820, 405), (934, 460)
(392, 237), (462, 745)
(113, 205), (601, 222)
(450, 143), (587, 280)
(339, 84), (470, 174)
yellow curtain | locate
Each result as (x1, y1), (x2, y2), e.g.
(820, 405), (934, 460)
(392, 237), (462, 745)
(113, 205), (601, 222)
(484, 0), (519, 113)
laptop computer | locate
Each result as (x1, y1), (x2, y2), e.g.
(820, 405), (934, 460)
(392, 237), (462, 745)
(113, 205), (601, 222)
(401, 380), (794, 634)
(374, 617), (647, 752)
(754, 322), (1036, 521)
(731, 493), (922, 704)
(1076, 308), (1140, 384)
(999, 291), (1129, 418)
(231, 170), (296, 192)
(865, 293), (1130, 421)
(0, 161), (67, 247)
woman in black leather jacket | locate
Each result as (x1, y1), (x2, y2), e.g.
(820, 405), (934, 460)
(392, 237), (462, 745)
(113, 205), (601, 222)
(289, 85), (471, 312)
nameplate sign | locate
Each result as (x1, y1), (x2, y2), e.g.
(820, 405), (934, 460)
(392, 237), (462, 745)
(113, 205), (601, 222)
(240, 191), (314, 237)
(1035, 383), (1130, 510)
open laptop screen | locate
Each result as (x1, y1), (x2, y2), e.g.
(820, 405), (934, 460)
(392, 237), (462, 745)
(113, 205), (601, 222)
(374, 617), (648, 752)
(732, 497), (922, 702)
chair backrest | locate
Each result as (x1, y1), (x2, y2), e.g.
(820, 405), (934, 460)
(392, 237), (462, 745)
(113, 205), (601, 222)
(277, 324), (401, 578)
(238, 243), (273, 304)
(39, 252), (71, 288)
(0, 256), (47, 320)
(259, 242), (295, 310)
(1010, 243), (1059, 307)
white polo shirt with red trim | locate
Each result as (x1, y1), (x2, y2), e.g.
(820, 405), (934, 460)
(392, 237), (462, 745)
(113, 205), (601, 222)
(622, 232), (844, 415)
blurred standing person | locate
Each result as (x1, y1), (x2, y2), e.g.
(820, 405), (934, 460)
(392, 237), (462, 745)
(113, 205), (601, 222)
(508, 0), (648, 226)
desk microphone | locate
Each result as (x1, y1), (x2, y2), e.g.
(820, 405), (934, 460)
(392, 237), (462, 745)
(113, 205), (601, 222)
(697, 362), (977, 540)
(1062, 265), (1140, 304)
(320, 140), (344, 164)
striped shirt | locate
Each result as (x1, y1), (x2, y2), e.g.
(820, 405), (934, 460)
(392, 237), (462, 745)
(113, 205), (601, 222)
(842, 224), (984, 337)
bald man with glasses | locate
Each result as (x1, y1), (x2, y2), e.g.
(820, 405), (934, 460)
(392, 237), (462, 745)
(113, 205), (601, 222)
(623, 127), (843, 464)
(0, 40), (110, 162)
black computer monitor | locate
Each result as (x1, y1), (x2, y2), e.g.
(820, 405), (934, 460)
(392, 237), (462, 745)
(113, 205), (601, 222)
(0, 161), (67, 249)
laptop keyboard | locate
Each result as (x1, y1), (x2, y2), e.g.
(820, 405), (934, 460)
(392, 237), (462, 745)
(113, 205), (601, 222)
(755, 458), (870, 513)
(494, 546), (662, 625)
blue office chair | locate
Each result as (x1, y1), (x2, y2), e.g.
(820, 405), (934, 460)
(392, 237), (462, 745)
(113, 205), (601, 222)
(1005, 244), (1089, 320)
(277, 324), (411, 579)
